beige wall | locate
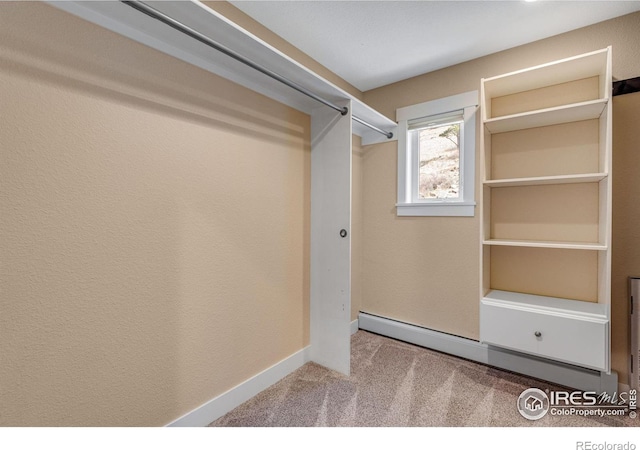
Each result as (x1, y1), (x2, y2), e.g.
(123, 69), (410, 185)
(0, 2), (313, 426)
(204, 1), (365, 323)
(3, 2), (637, 429)
(362, 11), (640, 384)
(612, 90), (640, 386)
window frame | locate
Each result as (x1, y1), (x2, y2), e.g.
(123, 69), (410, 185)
(396, 90), (478, 217)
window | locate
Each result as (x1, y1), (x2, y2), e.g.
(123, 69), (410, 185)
(396, 91), (478, 216)
(410, 111), (463, 201)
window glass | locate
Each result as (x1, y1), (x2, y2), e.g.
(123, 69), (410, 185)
(412, 120), (462, 200)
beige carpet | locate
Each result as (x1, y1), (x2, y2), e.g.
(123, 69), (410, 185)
(211, 330), (637, 427)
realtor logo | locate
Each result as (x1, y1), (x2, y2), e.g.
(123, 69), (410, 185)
(517, 388), (550, 420)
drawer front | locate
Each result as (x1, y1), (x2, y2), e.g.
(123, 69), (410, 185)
(480, 302), (608, 371)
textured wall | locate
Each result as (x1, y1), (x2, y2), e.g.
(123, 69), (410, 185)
(362, 11), (640, 384)
(204, 1), (364, 323)
(0, 2), (311, 426)
(612, 91), (640, 387)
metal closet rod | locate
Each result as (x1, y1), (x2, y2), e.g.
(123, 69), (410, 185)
(121, 1), (394, 139)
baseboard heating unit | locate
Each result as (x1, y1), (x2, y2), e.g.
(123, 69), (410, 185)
(358, 312), (618, 395)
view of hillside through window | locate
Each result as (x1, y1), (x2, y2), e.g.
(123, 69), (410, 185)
(417, 122), (461, 199)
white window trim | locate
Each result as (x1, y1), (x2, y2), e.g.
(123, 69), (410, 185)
(396, 90), (478, 217)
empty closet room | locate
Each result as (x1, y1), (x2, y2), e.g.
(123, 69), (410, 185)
(2, 0), (640, 434)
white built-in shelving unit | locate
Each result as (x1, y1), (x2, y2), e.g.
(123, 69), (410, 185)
(479, 47), (613, 372)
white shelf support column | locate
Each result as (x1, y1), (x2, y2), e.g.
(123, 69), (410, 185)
(310, 100), (352, 375)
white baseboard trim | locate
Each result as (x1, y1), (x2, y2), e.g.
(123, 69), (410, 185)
(359, 312), (618, 394)
(166, 346), (311, 427)
(350, 318), (358, 335)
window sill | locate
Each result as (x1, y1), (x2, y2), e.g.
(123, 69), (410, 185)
(396, 202), (476, 217)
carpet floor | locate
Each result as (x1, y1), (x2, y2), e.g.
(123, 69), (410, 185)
(210, 330), (637, 427)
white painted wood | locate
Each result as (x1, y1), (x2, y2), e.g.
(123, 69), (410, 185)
(484, 99), (607, 133)
(481, 242), (491, 297)
(460, 104), (477, 215)
(310, 100), (352, 376)
(599, 48), (613, 353)
(481, 115), (492, 183)
(483, 173), (607, 188)
(481, 188), (491, 242)
(479, 81), (490, 303)
(480, 48), (612, 374)
(396, 202), (476, 217)
(166, 346), (310, 426)
(599, 104), (610, 174)
(359, 312), (617, 394)
(482, 239), (607, 251)
(396, 118), (411, 209)
(597, 80), (611, 308)
(482, 47), (610, 100)
(481, 300), (608, 371)
(396, 90), (479, 122)
(360, 126), (399, 146)
(350, 319), (359, 336)
(483, 289), (608, 318)
(396, 92), (478, 217)
(356, 100), (399, 145)
(48, 1), (395, 139)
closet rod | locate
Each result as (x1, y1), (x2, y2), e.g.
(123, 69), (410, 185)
(352, 116), (393, 139)
(121, 1), (394, 139)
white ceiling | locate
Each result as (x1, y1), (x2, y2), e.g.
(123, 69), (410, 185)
(230, 0), (640, 91)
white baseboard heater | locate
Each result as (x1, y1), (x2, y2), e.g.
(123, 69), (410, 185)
(631, 277), (640, 391)
(358, 312), (618, 394)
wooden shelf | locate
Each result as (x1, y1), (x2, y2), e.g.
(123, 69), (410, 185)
(484, 99), (607, 133)
(484, 173), (606, 188)
(483, 239), (607, 251)
(482, 47), (610, 101)
(482, 289), (608, 320)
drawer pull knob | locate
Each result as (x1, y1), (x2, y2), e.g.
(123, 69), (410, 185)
(534, 331), (542, 337)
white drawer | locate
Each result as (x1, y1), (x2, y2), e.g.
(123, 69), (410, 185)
(480, 299), (609, 371)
